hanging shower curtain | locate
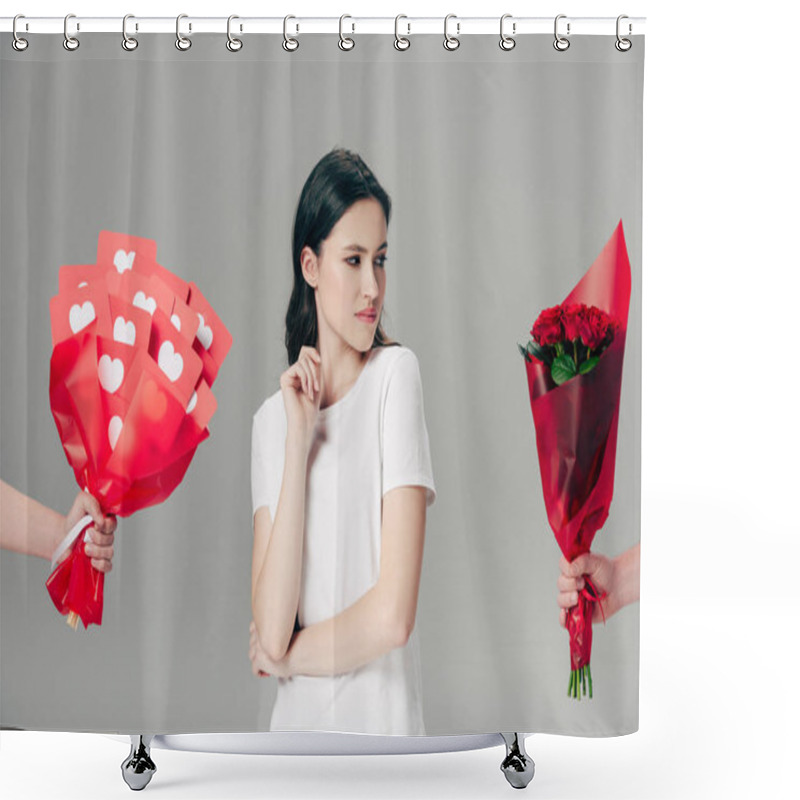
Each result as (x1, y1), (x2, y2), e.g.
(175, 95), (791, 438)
(0, 24), (643, 739)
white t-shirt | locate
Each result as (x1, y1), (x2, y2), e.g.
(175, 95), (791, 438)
(251, 344), (436, 735)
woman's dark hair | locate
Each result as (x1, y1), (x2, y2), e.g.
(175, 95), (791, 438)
(285, 148), (399, 365)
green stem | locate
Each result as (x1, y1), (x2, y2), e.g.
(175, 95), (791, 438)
(568, 670), (574, 697)
(582, 667), (587, 696)
(587, 663), (593, 699)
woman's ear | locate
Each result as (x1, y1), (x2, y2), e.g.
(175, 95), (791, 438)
(300, 245), (318, 289)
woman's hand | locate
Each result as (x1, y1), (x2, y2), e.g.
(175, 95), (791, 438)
(249, 620), (293, 679)
(557, 551), (617, 627)
(280, 346), (324, 451)
(60, 491), (117, 572)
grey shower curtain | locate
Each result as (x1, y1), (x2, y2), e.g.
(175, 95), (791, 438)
(0, 30), (643, 737)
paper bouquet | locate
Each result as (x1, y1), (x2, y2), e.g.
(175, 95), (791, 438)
(519, 221), (631, 699)
(46, 231), (232, 630)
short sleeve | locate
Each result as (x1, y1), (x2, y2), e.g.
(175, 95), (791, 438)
(382, 350), (436, 507)
(251, 413), (272, 522)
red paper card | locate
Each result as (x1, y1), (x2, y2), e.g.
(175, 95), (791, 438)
(96, 231), (157, 276)
(148, 310), (204, 406)
(110, 270), (174, 320)
(186, 379), (217, 431)
(108, 296), (153, 351)
(58, 264), (108, 294)
(187, 282), (232, 386)
(96, 337), (139, 401)
(50, 285), (113, 347)
(168, 295), (201, 344)
(133, 255), (190, 304)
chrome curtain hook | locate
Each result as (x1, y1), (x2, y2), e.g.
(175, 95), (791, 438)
(553, 14), (570, 51)
(12, 14), (29, 51)
(339, 14), (355, 50)
(499, 13), (516, 51)
(63, 13), (80, 51)
(615, 14), (632, 51)
(394, 14), (410, 51)
(443, 14), (460, 51)
(175, 14), (192, 51)
(227, 15), (243, 51)
(283, 15), (299, 51)
(122, 14), (139, 51)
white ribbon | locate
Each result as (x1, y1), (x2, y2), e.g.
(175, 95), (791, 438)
(49, 513), (94, 573)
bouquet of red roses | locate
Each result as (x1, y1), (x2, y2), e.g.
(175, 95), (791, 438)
(46, 231), (232, 630)
(519, 221), (631, 699)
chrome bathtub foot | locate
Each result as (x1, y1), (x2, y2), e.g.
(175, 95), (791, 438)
(500, 732), (535, 789)
(121, 735), (157, 791)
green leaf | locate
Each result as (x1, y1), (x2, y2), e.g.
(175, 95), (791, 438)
(551, 354), (577, 385)
(527, 340), (553, 366)
(578, 355), (600, 375)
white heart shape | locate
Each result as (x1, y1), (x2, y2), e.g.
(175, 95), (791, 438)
(78, 281), (89, 289)
(171, 314), (182, 331)
(69, 301), (96, 334)
(114, 249), (135, 274)
(133, 291), (156, 316)
(108, 416), (123, 450)
(186, 391), (198, 414)
(158, 341), (184, 383)
(113, 316), (136, 346)
(196, 313), (213, 350)
(98, 355), (124, 393)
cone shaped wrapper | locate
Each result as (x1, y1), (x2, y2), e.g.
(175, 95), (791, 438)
(524, 221), (632, 685)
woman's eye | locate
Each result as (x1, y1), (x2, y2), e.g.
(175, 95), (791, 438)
(346, 255), (387, 267)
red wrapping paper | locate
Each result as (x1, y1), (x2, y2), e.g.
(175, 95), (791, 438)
(46, 231), (230, 629)
(523, 221), (631, 698)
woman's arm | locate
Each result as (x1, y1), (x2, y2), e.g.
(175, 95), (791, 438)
(251, 428), (310, 662)
(277, 485), (427, 677)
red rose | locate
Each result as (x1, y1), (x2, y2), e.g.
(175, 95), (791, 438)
(578, 305), (609, 350)
(561, 303), (585, 341)
(531, 306), (563, 346)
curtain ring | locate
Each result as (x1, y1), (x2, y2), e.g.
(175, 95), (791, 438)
(63, 13), (80, 51)
(499, 14), (516, 51)
(122, 15), (139, 51)
(339, 14), (355, 51)
(443, 14), (460, 51)
(227, 15), (243, 52)
(553, 14), (570, 51)
(394, 14), (410, 51)
(12, 15), (29, 52)
(283, 15), (299, 51)
(175, 14), (192, 51)
(615, 15), (632, 52)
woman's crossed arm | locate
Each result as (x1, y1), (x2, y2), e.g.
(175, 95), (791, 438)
(250, 485), (426, 678)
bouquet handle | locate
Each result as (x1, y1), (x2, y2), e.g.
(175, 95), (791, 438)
(566, 573), (608, 699)
(45, 513), (104, 630)
(50, 513), (93, 571)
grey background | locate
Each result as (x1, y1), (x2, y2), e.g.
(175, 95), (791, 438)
(0, 33), (643, 736)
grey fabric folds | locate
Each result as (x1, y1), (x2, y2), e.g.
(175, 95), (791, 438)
(0, 32), (643, 736)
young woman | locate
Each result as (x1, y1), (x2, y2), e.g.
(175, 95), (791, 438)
(249, 149), (436, 735)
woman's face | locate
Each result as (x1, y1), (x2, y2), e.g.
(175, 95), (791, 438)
(305, 197), (388, 355)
